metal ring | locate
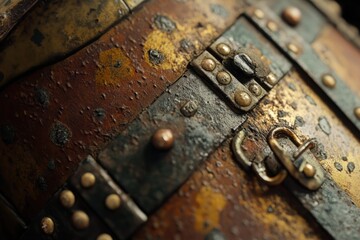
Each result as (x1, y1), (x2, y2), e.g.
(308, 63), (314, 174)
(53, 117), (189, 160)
(252, 161), (287, 186)
(293, 138), (317, 160)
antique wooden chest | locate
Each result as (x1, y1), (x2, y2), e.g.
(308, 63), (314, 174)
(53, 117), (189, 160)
(0, 0), (359, 239)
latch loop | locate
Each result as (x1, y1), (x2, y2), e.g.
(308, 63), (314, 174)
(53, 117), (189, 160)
(232, 127), (325, 190)
(268, 127), (325, 190)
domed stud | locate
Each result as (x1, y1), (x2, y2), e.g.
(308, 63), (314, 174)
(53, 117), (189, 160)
(152, 128), (174, 150)
(322, 74), (336, 89)
(303, 163), (316, 178)
(253, 9), (265, 19)
(41, 217), (55, 235)
(216, 43), (231, 56)
(287, 43), (300, 55)
(266, 21), (278, 32)
(97, 233), (113, 240)
(105, 194), (121, 210)
(216, 71), (232, 85)
(248, 84), (262, 97)
(234, 90), (252, 107)
(59, 190), (75, 208)
(354, 107), (360, 120)
(201, 58), (216, 71)
(81, 172), (96, 188)
(265, 73), (278, 86)
(282, 6), (302, 26)
(72, 210), (90, 230)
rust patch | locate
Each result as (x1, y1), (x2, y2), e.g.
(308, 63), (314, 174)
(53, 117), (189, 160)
(194, 186), (226, 234)
(133, 141), (328, 239)
(96, 48), (135, 86)
(0, 0), (246, 219)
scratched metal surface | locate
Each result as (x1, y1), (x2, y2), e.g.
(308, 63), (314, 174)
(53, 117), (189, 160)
(69, 156), (147, 240)
(22, 186), (114, 240)
(248, 2), (360, 133)
(1, 0), (360, 239)
(0, 0), (130, 86)
(134, 69), (360, 240)
(133, 139), (330, 240)
(98, 71), (246, 213)
(0, 0), (38, 41)
(0, 0), (246, 220)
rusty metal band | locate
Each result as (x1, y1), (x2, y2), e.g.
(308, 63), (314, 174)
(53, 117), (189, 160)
(0, 0), (38, 41)
(285, 176), (360, 240)
(0, 0), (134, 86)
(97, 70), (247, 213)
(308, 0), (360, 49)
(21, 155), (147, 239)
(0, 0), (246, 220)
(247, 1), (360, 133)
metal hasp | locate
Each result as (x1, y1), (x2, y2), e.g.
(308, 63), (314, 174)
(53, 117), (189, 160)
(192, 17), (292, 114)
(232, 127), (325, 190)
(268, 127), (325, 190)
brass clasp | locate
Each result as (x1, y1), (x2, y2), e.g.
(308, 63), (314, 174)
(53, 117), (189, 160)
(232, 127), (325, 190)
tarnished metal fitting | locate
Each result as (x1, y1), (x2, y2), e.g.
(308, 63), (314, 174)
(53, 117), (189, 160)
(201, 58), (216, 71)
(266, 21), (278, 32)
(268, 127), (325, 190)
(152, 129), (174, 150)
(322, 74), (336, 89)
(105, 194), (121, 210)
(81, 172), (96, 188)
(232, 127), (325, 190)
(40, 217), (55, 235)
(234, 53), (255, 76)
(234, 90), (252, 107)
(216, 43), (231, 56)
(282, 6), (302, 26)
(59, 190), (75, 208)
(248, 83), (262, 96)
(72, 210), (90, 230)
(216, 71), (232, 85)
(355, 107), (360, 120)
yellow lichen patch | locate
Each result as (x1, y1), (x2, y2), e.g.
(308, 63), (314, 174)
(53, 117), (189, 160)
(143, 21), (217, 71)
(194, 186), (226, 234)
(238, 191), (318, 240)
(96, 48), (135, 86)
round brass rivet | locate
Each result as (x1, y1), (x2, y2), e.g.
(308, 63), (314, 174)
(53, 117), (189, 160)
(97, 233), (113, 240)
(72, 211), (89, 230)
(287, 43), (300, 54)
(216, 71), (232, 85)
(249, 84), (262, 96)
(81, 172), (96, 188)
(152, 128), (174, 150)
(201, 58), (216, 71)
(105, 194), (121, 210)
(59, 190), (75, 208)
(254, 9), (265, 19)
(234, 90), (252, 107)
(265, 73), (278, 86)
(41, 217), (55, 235)
(303, 163), (316, 178)
(282, 6), (302, 26)
(216, 43), (231, 56)
(354, 107), (360, 120)
(322, 74), (336, 89)
(267, 21), (278, 32)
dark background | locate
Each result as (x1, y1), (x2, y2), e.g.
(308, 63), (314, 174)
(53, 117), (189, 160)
(336, 0), (360, 30)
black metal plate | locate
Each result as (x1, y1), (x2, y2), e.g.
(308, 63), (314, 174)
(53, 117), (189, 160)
(70, 156), (147, 240)
(98, 71), (246, 213)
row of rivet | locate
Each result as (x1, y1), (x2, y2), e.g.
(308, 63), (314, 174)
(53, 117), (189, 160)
(39, 176), (116, 239)
(200, 56), (254, 108)
(252, 5), (360, 121)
